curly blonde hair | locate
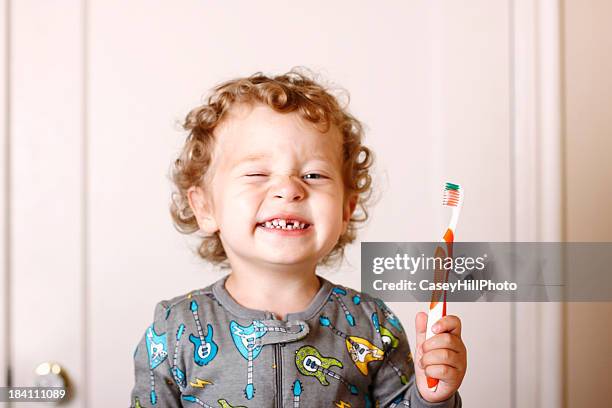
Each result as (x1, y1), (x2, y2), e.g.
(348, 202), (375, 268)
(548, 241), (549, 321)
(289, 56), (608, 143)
(170, 68), (374, 268)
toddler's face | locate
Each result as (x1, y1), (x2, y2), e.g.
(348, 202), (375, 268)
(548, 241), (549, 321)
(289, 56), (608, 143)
(188, 103), (356, 269)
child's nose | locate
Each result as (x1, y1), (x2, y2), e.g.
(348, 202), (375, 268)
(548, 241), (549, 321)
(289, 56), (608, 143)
(271, 176), (305, 201)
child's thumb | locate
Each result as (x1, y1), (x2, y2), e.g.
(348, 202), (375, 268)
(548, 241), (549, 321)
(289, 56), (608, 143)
(415, 311), (428, 349)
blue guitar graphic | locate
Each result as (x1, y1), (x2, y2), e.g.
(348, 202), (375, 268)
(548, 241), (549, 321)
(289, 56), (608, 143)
(375, 298), (403, 332)
(189, 300), (219, 366)
(389, 394), (411, 407)
(328, 287), (356, 326)
(292, 379), (303, 407)
(145, 323), (168, 405)
(230, 320), (269, 400)
(230, 320), (304, 400)
(171, 323), (187, 390)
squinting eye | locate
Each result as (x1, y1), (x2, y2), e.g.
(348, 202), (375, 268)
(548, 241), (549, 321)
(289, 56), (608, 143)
(246, 174), (267, 177)
(303, 173), (326, 180)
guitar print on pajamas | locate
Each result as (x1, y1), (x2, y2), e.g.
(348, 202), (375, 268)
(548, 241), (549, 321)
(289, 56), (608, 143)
(230, 320), (304, 400)
(145, 323), (168, 405)
(294, 345), (359, 395)
(171, 323), (187, 390)
(371, 312), (408, 384)
(217, 400), (248, 408)
(189, 300), (219, 366)
(319, 315), (384, 376)
(328, 287), (356, 326)
(292, 379), (302, 408)
(371, 312), (399, 349)
(374, 298), (403, 332)
(181, 394), (248, 408)
(389, 394), (411, 407)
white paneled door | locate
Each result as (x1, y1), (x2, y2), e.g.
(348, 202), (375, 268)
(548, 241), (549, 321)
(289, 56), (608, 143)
(5, 0), (86, 407)
(2, 1), (562, 407)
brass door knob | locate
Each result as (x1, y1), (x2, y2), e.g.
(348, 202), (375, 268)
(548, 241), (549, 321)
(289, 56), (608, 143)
(34, 362), (71, 402)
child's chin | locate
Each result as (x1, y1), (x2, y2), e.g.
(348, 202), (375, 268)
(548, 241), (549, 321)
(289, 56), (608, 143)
(257, 254), (314, 266)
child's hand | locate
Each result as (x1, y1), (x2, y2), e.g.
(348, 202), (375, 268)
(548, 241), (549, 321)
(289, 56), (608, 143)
(414, 312), (467, 403)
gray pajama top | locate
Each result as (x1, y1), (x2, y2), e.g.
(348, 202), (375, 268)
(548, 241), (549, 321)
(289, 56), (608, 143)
(130, 274), (461, 408)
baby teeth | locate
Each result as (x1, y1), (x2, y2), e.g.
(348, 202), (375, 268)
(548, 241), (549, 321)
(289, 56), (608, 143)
(261, 219), (307, 230)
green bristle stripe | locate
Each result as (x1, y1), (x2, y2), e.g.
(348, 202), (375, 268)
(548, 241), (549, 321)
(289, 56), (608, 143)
(445, 182), (460, 190)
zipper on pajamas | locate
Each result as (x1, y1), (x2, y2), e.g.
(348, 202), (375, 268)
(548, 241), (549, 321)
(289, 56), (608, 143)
(267, 311), (285, 408)
(275, 343), (284, 407)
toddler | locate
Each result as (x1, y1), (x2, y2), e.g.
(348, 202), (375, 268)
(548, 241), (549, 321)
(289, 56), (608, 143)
(130, 69), (466, 407)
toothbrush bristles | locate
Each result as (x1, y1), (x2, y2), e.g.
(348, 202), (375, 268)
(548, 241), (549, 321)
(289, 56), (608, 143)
(443, 182), (462, 207)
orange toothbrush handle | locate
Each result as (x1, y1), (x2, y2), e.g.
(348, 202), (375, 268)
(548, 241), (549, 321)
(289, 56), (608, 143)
(426, 229), (454, 390)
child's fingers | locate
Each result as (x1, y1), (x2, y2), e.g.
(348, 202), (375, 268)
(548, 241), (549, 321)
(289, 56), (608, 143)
(415, 311), (428, 348)
(423, 364), (462, 382)
(431, 315), (462, 337)
(422, 333), (465, 354)
(419, 348), (463, 370)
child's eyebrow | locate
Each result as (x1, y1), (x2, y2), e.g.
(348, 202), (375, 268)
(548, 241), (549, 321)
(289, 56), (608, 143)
(235, 153), (270, 165)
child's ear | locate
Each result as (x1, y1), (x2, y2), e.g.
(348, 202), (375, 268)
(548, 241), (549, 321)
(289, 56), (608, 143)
(341, 193), (358, 235)
(187, 186), (219, 234)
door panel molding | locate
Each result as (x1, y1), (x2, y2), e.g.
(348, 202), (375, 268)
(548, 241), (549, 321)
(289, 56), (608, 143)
(9, 1), (85, 406)
(1, 0), (9, 391)
(511, 0), (563, 407)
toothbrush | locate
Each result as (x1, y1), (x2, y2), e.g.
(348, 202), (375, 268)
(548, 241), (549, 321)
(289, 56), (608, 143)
(425, 182), (463, 391)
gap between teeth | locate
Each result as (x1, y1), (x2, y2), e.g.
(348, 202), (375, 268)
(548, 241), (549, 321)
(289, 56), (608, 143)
(260, 220), (308, 230)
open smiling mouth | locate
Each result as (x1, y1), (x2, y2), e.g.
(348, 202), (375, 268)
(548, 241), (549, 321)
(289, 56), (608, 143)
(256, 219), (312, 231)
